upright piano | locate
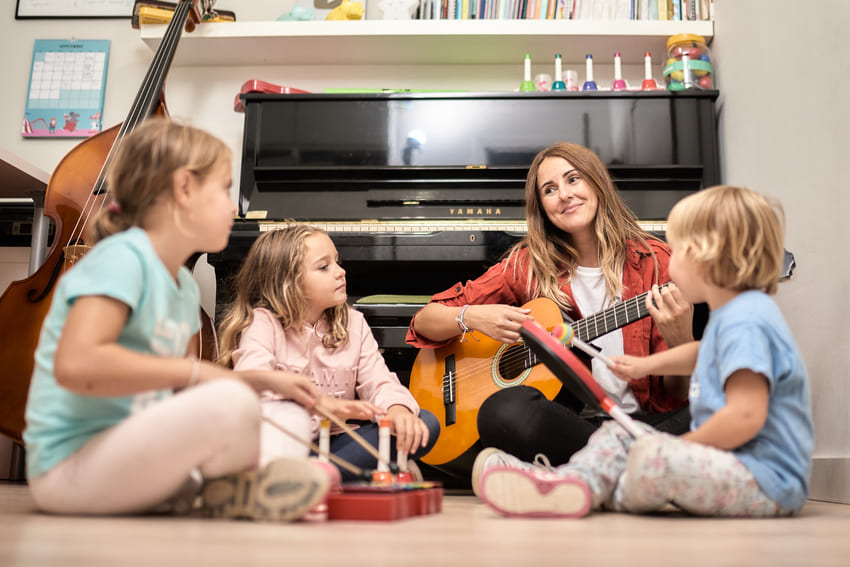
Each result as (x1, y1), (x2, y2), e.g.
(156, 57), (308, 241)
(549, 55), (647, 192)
(208, 90), (720, 384)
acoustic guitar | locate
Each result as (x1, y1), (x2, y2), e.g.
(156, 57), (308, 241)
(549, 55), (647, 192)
(409, 286), (668, 467)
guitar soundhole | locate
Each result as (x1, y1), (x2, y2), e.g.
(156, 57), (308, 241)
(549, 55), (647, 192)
(494, 343), (530, 387)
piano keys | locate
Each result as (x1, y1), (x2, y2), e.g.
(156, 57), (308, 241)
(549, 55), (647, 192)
(250, 219), (668, 235)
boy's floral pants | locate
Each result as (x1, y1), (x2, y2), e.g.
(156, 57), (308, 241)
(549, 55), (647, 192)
(559, 421), (793, 517)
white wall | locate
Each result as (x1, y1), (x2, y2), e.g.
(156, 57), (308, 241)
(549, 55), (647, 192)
(0, 1), (645, 182)
(713, 0), (850, 503)
(2, 1), (847, 501)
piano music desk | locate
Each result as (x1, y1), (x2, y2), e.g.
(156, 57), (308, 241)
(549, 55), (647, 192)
(0, 148), (50, 273)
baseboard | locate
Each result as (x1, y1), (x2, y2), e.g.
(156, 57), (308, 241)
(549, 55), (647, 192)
(809, 457), (850, 504)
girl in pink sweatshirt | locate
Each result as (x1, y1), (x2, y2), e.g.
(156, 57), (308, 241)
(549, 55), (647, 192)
(217, 225), (439, 480)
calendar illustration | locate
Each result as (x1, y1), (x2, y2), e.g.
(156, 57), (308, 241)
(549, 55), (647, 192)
(22, 39), (110, 138)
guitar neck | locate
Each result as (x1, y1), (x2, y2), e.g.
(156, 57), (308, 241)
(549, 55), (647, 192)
(573, 283), (670, 343)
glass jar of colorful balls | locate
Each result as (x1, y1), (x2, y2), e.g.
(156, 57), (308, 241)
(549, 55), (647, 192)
(664, 33), (713, 90)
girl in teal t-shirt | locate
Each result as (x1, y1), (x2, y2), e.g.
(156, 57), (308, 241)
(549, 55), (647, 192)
(24, 119), (331, 521)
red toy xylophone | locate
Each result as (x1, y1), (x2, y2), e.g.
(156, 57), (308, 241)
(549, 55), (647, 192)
(265, 405), (444, 522)
(327, 482), (443, 522)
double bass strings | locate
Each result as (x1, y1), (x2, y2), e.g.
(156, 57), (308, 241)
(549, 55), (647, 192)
(68, 1), (197, 252)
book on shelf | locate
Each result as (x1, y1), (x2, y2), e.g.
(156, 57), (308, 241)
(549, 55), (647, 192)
(413, 0), (711, 20)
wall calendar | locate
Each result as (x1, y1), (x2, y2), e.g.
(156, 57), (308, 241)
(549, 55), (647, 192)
(22, 39), (110, 139)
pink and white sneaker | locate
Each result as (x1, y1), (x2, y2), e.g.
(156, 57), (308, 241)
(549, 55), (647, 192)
(301, 459), (343, 522)
(478, 466), (591, 519)
(310, 459), (342, 493)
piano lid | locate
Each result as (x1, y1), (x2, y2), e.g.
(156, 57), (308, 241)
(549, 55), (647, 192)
(237, 90), (720, 221)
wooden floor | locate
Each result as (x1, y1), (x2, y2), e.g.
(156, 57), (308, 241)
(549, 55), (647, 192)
(2, 482), (850, 567)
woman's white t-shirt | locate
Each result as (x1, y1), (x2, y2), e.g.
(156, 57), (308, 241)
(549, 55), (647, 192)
(571, 266), (639, 415)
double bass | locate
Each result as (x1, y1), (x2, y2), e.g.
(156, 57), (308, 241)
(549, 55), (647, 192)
(0, 1), (213, 443)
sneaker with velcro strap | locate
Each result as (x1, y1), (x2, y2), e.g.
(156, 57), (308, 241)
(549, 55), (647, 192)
(202, 457), (330, 522)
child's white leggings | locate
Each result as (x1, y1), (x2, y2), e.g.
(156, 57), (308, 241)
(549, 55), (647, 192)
(28, 379), (308, 515)
(562, 421), (793, 517)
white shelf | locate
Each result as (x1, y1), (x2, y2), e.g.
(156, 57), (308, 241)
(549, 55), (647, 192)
(141, 19), (714, 66)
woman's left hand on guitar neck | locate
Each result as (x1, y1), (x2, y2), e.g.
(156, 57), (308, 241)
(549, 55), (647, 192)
(644, 283), (694, 401)
(646, 283), (694, 348)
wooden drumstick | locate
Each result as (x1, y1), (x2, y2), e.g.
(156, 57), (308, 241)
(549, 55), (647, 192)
(261, 416), (365, 477)
(312, 403), (392, 470)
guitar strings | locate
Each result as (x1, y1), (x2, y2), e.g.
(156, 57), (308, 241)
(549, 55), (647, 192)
(426, 286), (670, 394)
(431, 342), (544, 391)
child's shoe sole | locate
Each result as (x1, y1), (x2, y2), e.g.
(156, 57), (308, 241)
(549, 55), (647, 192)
(479, 466), (591, 519)
(471, 447), (507, 497)
(202, 458), (330, 522)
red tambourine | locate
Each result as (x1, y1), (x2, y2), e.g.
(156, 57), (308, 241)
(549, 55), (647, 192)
(234, 80), (311, 112)
(519, 320), (647, 438)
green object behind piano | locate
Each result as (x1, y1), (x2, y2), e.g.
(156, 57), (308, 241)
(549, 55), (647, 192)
(323, 89), (467, 93)
(355, 295), (431, 305)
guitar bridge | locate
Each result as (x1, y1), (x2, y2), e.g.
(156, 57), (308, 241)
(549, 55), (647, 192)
(441, 354), (456, 426)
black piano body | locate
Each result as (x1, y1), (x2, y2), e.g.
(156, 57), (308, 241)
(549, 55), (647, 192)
(208, 90), (720, 383)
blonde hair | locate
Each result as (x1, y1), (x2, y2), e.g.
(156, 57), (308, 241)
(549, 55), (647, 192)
(89, 118), (231, 244)
(508, 142), (661, 311)
(217, 225), (349, 367)
(666, 185), (785, 295)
